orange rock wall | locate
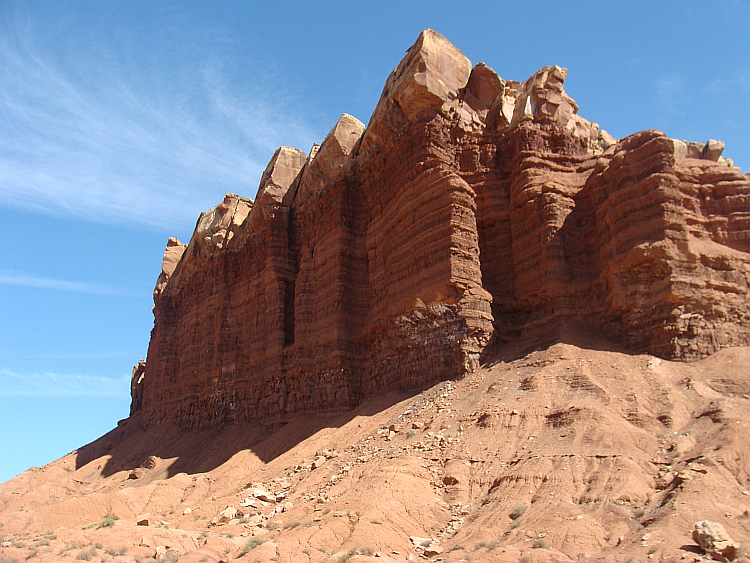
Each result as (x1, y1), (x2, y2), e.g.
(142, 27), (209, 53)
(135, 30), (750, 426)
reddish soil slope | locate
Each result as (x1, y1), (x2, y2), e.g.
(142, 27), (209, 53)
(2, 329), (750, 562)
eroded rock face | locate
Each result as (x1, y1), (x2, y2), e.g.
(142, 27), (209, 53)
(137, 29), (750, 426)
(130, 360), (146, 416)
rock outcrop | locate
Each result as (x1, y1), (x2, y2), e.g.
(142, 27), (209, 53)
(133, 29), (750, 427)
(693, 520), (740, 561)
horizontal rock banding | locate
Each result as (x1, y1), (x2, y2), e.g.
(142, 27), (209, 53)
(134, 29), (750, 426)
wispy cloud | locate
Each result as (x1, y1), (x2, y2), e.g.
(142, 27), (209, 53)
(0, 271), (138, 296)
(655, 73), (685, 116)
(0, 13), (317, 232)
(0, 368), (130, 398)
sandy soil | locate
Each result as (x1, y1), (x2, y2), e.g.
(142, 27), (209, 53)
(2, 329), (749, 562)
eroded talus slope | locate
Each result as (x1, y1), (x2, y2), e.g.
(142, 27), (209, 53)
(3, 337), (750, 562)
(134, 29), (750, 427)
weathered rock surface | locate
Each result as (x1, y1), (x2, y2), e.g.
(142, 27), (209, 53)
(133, 29), (750, 427)
(693, 520), (740, 561)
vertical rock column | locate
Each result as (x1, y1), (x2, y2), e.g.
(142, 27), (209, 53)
(357, 29), (494, 391)
(281, 114), (368, 412)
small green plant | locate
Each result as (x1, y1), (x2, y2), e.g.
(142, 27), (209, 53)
(98, 514), (117, 529)
(84, 513), (118, 530)
(76, 550), (92, 561)
(487, 540), (501, 551)
(509, 504), (527, 520)
(58, 543), (78, 554)
(240, 537), (268, 554)
(532, 538), (549, 549)
(519, 556), (531, 563)
(474, 540), (488, 550)
(336, 546), (358, 563)
(283, 520), (300, 529)
(450, 542), (463, 551)
(360, 546), (375, 556)
(25, 546), (38, 559)
(406, 429), (416, 438)
(510, 519), (521, 529)
(265, 521), (279, 531)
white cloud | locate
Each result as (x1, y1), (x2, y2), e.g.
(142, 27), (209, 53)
(0, 271), (138, 297)
(655, 73), (685, 116)
(0, 15), (318, 232)
(0, 368), (130, 398)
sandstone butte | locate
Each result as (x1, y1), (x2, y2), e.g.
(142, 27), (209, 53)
(2, 29), (750, 563)
(133, 29), (750, 428)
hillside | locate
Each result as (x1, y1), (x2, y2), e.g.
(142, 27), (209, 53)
(2, 328), (750, 561)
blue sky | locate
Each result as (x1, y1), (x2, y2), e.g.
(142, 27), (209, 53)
(1, 0), (748, 483)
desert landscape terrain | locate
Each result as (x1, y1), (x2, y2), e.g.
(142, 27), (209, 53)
(2, 328), (749, 562)
(2, 29), (749, 562)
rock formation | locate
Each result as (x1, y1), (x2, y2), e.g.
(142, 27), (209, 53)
(133, 29), (750, 427)
(693, 520), (740, 561)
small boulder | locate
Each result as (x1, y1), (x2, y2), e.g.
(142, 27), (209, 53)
(424, 544), (444, 557)
(128, 467), (147, 480)
(136, 513), (151, 526)
(693, 520), (740, 562)
(140, 455), (158, 470)
(217, 506), (238, 524)
(311, 456), (327, 470)
(701, 139), (725, 161)
(410, 537), (432, 548)
(253, 489), (275, 503)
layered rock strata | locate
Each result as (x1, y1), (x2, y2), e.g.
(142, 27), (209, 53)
(135, 29), (750, 426)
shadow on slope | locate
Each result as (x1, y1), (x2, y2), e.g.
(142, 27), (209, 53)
(74, 388), (420, 479)
(483, 318), (639, 363)
(76, 321), (642, 481)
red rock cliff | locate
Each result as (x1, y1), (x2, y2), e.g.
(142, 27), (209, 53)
(135, 30), (750, 427)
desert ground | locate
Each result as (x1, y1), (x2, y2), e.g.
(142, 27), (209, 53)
(2, 326), (749, 562)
